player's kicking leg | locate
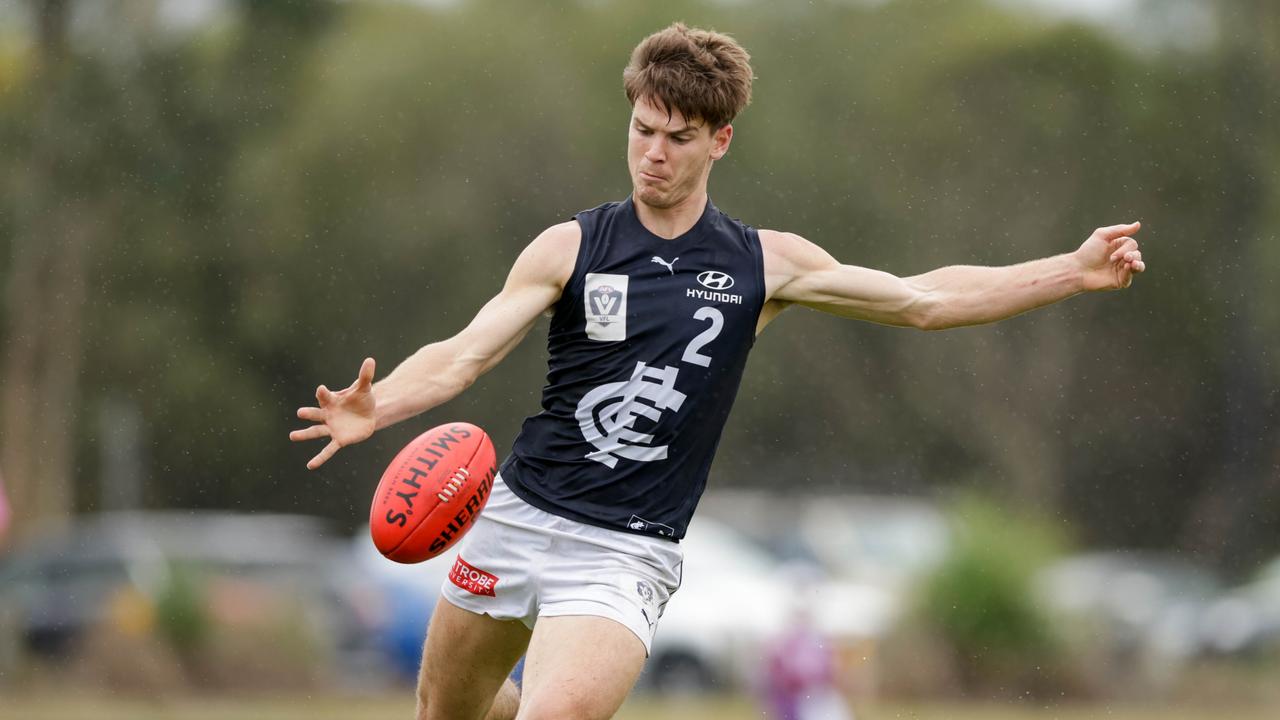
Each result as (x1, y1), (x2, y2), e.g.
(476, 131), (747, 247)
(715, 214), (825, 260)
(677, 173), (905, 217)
(416, 596), (532, 720)
(515, 615), (648, 720)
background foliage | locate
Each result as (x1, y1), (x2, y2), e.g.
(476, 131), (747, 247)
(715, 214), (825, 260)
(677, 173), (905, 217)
(0, 0), (1276, 572)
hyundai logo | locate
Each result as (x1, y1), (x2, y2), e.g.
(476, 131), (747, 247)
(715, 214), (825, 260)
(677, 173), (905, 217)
(697, 271), (735, 290)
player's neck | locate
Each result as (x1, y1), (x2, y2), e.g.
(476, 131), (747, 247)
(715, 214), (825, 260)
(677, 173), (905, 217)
(633, 190), (708, 240)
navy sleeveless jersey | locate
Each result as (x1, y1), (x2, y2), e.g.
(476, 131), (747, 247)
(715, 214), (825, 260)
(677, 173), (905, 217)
(499, 196), (765, 541)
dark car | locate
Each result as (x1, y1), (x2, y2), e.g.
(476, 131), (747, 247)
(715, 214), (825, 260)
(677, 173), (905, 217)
(0, 511), (349, 670)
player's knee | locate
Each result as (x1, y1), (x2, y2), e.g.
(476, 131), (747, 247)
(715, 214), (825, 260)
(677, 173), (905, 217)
(414, 680), (450, 720)
(414, 683), (431, 720)
(418, 678), (519, 720)
(488, 679), (521, 720)
(517, 696), (607, 720)
(415, 696), (465, 720)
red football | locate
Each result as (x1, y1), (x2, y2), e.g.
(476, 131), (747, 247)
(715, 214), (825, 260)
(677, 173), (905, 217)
(369, 422), (497, 564)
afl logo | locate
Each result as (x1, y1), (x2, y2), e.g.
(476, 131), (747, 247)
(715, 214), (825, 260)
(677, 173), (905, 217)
(697, 271), (735, 290)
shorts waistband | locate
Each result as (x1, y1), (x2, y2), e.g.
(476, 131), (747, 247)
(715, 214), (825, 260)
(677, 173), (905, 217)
(483, 474), (682, 562)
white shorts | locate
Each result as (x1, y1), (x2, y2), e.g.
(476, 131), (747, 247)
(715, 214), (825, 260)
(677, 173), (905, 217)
(440, 474), (683, 655)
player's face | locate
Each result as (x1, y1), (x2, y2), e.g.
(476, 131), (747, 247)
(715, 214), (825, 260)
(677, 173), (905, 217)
(628, 97), (732, 211)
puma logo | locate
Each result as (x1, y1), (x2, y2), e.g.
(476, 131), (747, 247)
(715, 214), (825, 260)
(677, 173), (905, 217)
(651, 256), (678, 275)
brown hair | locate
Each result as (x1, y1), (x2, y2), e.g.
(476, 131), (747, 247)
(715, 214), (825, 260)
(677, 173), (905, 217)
(623, 22), (753, 129)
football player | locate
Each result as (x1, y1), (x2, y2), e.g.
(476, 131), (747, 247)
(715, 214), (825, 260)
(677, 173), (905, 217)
(292, 23), (1144, 720)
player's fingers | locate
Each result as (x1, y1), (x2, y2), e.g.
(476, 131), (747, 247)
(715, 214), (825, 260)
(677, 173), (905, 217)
(1115, 263), (1132, 287)
(1095, 221), (1141, 241)
(307, 440), (342, 470)
(316, 384), (334, 404)
(1130, 259), (1146, 273)
(1110, 238), (1138, 261)
(290, 425), (331, 442)
(297, 406), (324, 421)
(355, 357), (376, 392)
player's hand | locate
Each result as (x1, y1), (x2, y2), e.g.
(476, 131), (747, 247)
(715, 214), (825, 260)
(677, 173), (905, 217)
(290, 357), (377, 469)
(1075, 221), (1146, 291)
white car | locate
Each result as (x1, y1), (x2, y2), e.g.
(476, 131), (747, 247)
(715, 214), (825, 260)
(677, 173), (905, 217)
(1198, 555), (1280, 657)
(646, 516), (894, 692)
(1032, 550), (1221, 688)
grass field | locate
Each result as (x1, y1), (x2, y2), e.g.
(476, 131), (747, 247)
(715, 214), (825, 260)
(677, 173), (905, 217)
(1, 693), (1274, 720)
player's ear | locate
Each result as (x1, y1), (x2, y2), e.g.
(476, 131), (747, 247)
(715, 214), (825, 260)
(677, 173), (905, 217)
(710, 123), (733, 160)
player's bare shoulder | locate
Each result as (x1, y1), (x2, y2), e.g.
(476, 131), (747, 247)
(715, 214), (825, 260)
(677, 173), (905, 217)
(755, 229), (808, 331)
(757, 229), (838, 301)
(510, 220), (582, 293)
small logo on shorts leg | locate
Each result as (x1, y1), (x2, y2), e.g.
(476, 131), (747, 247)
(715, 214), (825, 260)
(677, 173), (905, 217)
(636, 580), (655, 604)
(449, 556), (498, 597)
(641, 608), (656, 633)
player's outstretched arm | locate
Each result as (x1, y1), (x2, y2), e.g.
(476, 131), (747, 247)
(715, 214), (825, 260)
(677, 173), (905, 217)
(290, 222), (580, 469)
(762, 223), (1145, 330)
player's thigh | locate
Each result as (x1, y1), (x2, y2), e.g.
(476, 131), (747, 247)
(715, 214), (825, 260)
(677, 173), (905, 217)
(516, 615), (647, 720)
(417, 594), (532, 720)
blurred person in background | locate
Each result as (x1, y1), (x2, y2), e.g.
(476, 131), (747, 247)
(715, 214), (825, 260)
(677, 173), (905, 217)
(762, 605), (854, 720)
(0, 470), (10, 549)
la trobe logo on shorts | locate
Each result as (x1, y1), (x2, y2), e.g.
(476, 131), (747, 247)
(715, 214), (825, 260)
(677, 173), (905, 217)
(449, 556), (499, 597)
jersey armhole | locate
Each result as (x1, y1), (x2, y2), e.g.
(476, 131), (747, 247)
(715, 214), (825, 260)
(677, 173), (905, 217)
(551, 213), (594, 322)
(746, 226), (768, 330)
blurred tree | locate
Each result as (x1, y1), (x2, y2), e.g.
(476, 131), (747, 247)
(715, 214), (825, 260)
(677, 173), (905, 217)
(1179, 0), (1280, 573)
(0, 0), (1274, 567)
(2, 0), (85, 539)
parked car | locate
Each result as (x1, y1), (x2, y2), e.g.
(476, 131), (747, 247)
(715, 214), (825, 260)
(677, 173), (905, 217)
(1197, 555), (1280, 657)
(645, 515), (894, 693)
(0, 511), (349, 670)
(696, 489), (950, 594)
(793, 495), (949, 593)
(1032, 550), (1222, 681)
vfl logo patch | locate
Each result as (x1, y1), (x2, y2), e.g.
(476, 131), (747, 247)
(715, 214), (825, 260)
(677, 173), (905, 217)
(590, 286), (621, 318)
(449, 556), (498, 597)
(697, 271), (734, 290)
(584, 273), (628, 341)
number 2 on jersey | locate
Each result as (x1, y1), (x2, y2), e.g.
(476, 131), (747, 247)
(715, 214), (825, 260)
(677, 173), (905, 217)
(681, 306), (724, 367)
